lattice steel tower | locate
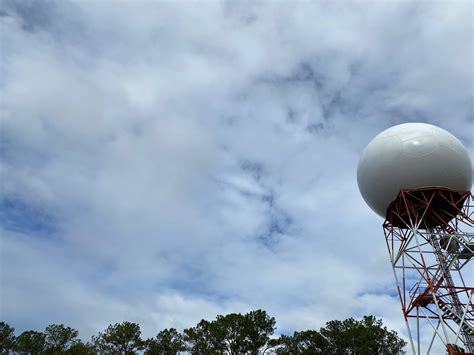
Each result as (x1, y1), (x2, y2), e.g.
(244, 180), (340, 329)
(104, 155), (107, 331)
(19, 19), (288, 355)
(358, 123), (473, 354)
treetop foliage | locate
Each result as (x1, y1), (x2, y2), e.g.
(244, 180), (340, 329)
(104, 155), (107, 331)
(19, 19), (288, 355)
(44, 324), (79, 353)
(0, 311), (407, 354)
(94, 322), (143, 354)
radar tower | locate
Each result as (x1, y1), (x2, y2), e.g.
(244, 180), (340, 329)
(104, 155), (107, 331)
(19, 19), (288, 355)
(358, 123), (473, 354)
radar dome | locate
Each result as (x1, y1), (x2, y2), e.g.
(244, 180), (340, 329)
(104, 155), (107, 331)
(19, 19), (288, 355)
(357, 123), (472, 218)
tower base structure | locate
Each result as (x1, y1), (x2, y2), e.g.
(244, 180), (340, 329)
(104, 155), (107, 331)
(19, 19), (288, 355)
(384, 188), (474, 354)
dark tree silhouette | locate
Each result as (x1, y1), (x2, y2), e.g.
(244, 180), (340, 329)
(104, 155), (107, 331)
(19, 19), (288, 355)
(243, 310), (276, 354)
(184, 319), (225, 354)
(0, 312), (407, 354)
(14, 330), (46, 354)
(215, 313), (247, 355)
(65, 340), (96, 354)
(320, 315), (406, 354)
(274, 315), (406, 355)
(96, 321), (143, 355)
(0, 322), (15, 354)
(184, 310), (276, 354)
(145, 328), (185, 355)
(275, 330), (328, 354)
(44, 324), (79, 354)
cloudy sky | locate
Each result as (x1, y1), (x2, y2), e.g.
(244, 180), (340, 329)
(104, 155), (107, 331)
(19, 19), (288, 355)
(1, 0), (473, 351)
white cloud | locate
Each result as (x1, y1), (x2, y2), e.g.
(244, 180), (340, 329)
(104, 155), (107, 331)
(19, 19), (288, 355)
(1, 0), (472, 351)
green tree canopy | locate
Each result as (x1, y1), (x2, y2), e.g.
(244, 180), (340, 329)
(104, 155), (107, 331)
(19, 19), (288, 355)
(184, 319), (225, 354)
(215, 313), (247, 355)
(243, 310), (276, 355)
(274, 316), (405, 354)
(1, 312), (406, 355)
(145, 328), (186, 355)
(65, 340), (96, 354)
(319, 315), (405, 355)
(184, 310), (276, 355)
(14, 330), (46, 354)
(44, 324), (79, 353)
(275, 330), (328, 354)
(0, 322), (15, 354)
(97, 321), (143, 355)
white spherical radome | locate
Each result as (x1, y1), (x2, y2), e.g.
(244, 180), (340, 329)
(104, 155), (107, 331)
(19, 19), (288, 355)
(357, 123), (473, 218)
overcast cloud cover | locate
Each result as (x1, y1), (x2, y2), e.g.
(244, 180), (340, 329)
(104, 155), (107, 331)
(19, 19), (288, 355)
(0, 0), (473, 351)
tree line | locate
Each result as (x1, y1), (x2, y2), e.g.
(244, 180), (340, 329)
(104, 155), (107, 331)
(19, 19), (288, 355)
(0, 309), (406, 354)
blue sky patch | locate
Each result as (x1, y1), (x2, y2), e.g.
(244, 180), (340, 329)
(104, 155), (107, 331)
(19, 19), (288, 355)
(0, 197), (57, 236)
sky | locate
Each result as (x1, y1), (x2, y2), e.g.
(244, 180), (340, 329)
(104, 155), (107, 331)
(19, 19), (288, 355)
(0, 0), (473, 352)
